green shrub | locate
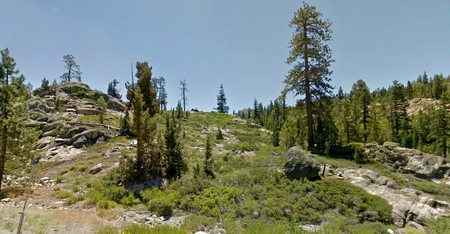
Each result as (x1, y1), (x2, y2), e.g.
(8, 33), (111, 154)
(55, 190), (72, 199)
(97, 224), (188, 234)
(181, 187), (241, 219)
(425, 216), (450, 234)
(140, 188), (180, 216)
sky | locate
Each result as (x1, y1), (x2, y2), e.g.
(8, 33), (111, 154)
(1, 0), (450, 112)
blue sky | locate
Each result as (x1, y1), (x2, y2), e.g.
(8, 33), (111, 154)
(1, 0), (450, 111)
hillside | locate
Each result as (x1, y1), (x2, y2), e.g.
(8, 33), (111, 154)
(1, 83), (450, 234)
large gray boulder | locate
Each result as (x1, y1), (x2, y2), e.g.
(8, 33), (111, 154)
(284, 147), (321, 180)
(107, 98), (126, 112)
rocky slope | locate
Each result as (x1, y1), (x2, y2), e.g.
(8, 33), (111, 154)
(28, 82), (126, 161)
(2, 85), (450, 233)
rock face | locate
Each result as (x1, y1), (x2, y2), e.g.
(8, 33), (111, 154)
(364, 142), (448, 179)
(284, 147), (321, 180)
(334, 167), (450, 228)
(27, 82), (124, 153)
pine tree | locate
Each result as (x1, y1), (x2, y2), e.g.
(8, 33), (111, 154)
(216, 128), (224, 140)
(215, 84), (229, 113)
(280, 108), (305, 148)
(152, 77), (168, 110)
(132, 90), (145, 170)
(428, 91), (450, 157)
(41, 78), (50, 91)
(120, 108), (132, 137)
(283, 2), (334, 149)
(60, 54), (81, 83)
(0, 48), (40, 194)
(107, 79), (122, 99)
(165, 111), (185, 180)
(97, 96), (107, 124)
(268, 100), (282, 147)
(176, 100), (183, 119)
(204, 136), (215, 179)
(389, 80), (409, 145)
(135, 61), (158, 116)
(350, 79), (371, 142)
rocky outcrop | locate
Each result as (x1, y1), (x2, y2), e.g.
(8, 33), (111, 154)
(59, 82), (91, 95)
(67, 129), (112, 148)
(407, 98), (439, 116)
(332, 167), (450, 228)
(284, 147), (321, 180)
(232, 118), (262, 129)
(364, 142), (448, 179)
(107, 98), (126, 112)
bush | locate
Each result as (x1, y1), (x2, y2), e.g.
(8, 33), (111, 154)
(140, 188), (180, 216)
(97, 224), (188, 234)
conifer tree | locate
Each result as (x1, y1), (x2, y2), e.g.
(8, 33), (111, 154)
(268, 100), (282, 147)
(135, 62), (158, 116)
(132, 90), (145, 170)
(283, 2), (334, 149)
(389, 80), (409, 144)
(97, 96), (107, 124)
(0, 48), (40, 193)
(204, 136), (215, 179)
(120, 108), (132, 137)
(176, 100), (183, 119)
(152, 77), (168, 110)
(165, 111), (185, 180)
(429, 91), (450, 157)
(107, 79), (122, 99)
(350, 79), (371, 142)
(253, 98), (259, 122)
(215, 84), (229, 114)
(60, 54), (82, 83)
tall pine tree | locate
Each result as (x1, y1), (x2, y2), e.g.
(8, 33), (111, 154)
(0, 48), (40, 194)
(283, 2), (334, 149)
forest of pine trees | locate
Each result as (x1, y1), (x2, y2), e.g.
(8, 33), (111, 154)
(240, 73), (450, 158)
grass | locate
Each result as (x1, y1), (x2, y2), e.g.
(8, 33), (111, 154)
(24, 110), (450, 233)
(97, 224), (189, 234)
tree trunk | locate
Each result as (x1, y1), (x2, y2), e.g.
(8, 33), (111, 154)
(304, 27), (314, 149)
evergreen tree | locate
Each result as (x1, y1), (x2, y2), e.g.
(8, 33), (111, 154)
(350, 79), (371, 142)
(135, 62), (158, 116)
(283, 2), (334, 149)
(204, 136), (215, 179)
(120, 108), (132, 137)
(315, 98), (339, 150)
(389, 80), (409, 144)
(107, 79), (122, 99)
(215, 84), (229, 113)
(41, 78), (50, 91)
(132, 90), (145, 170)
(152, 77), (168, 110)
(432, 74), (445, 100)
(280, 107), (305, 148)
(165, 111), (185, 180)
(0, 48), (40, 193)
(253, 98), (259, 122)
(216, 128), (224, 140)
(268, 99), (282, 147)
(60, 54), (82, 83)
(176, 100), (183, 119)
(97, 96), (107, 124)
(428, 91), (450, 157)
